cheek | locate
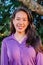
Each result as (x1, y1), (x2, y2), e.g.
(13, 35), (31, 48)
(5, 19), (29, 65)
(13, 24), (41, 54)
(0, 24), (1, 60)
(13, 20), (17, 27)
(25, 21), (29, 27)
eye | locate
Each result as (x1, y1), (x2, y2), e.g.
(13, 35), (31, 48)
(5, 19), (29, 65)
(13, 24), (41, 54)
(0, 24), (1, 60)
(16, 18), (20, 20)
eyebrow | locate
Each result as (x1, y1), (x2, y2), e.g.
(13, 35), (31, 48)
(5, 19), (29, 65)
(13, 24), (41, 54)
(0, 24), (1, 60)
(16, 17), (27, 19)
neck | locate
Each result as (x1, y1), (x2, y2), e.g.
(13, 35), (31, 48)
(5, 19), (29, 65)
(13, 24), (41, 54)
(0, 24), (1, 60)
(14, 31), (26, 38)
(14, 31), (27, 44)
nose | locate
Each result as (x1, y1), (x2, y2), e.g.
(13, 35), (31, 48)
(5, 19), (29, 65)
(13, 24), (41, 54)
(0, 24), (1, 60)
(18, 23), (23, 26)
(19, 19), (24, 24)
(18, 19), (24, 26)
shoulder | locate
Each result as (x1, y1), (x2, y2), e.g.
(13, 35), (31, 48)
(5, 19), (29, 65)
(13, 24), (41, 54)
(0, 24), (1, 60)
(37, 52), (43, 58)
(36, 52), (43, 65)
(2, 34), (13, 44)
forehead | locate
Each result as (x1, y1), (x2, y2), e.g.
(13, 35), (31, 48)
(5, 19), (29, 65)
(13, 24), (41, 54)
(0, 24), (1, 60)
(15, 11), (28, 18)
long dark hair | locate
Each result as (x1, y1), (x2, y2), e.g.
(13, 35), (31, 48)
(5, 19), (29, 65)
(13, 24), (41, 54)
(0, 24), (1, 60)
(10, 6), (43, 53)
(34, 36), (43, 53)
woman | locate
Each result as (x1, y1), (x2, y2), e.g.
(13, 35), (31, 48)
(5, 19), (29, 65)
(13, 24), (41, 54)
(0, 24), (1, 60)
(1, 6), (43, 65)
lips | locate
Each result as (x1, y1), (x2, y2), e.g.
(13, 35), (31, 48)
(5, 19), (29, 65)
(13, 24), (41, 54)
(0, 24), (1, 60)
(18, 26), (25, 30)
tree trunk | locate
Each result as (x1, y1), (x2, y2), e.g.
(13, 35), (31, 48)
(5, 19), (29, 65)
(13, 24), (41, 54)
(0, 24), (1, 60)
(18, 0), (43, 15)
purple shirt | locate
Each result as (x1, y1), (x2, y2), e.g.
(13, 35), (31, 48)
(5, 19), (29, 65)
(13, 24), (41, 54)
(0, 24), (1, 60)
(36, 52), (43, 65)
(1, 34), (43, 65)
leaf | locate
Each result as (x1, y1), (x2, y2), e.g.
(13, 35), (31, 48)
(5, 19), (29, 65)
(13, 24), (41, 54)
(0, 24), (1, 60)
(0, 26), (4, 30)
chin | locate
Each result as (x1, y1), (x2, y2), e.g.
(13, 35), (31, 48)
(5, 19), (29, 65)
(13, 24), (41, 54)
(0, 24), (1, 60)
(16, 28), (25, 33)
(17, 30), (25, 33)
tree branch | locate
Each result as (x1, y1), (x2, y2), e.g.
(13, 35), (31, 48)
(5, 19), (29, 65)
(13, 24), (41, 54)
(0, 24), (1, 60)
(18, 0), (43, 15)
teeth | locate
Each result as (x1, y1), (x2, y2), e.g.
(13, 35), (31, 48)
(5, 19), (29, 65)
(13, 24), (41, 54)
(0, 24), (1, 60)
(18, 25), (23, 27)
(17, 24), (24, 28)
(19, 27), (22, 28)
(18, 25), (24, 26)
(18, 26), (23, 29)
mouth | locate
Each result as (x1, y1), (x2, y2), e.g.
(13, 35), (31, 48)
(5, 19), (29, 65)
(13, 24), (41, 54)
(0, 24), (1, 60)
(16, 24), (25, 29)
(18, 26), (23, 29)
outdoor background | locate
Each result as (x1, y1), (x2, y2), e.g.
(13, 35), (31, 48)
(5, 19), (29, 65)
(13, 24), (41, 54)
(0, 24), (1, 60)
(0, 0), (43, 53)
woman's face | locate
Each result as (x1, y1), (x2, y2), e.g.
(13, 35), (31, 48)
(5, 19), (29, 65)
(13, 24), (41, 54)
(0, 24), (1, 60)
(13, 11), (30, 33)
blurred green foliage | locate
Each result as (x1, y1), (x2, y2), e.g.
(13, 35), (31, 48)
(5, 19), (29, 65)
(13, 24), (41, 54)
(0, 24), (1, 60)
(0, 0), (22, 49)
(0, 0), (43, 51)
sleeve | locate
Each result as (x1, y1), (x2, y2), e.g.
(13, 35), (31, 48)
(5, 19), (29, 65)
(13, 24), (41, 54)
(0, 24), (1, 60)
(36, 52), (43, 65)
(1, 39), (9, 65)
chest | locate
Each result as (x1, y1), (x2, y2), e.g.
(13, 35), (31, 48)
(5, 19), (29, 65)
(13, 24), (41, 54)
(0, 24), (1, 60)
(6, 40), (36, 64)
